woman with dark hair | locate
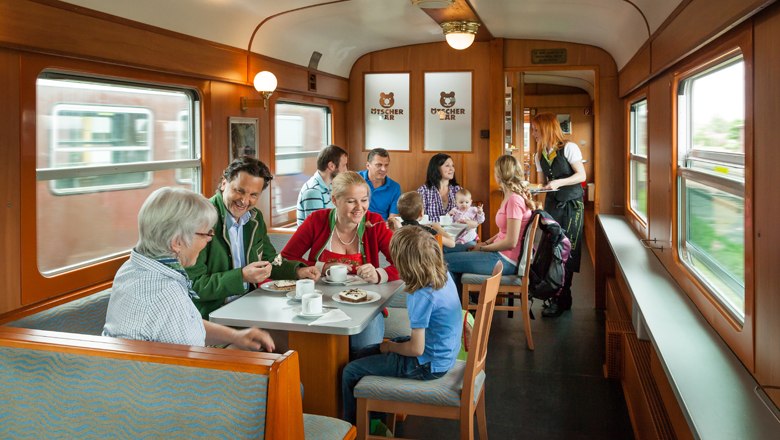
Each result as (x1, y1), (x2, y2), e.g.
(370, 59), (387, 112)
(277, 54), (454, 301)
(416, 153), (460, 222)
(532, 112), (586, 318)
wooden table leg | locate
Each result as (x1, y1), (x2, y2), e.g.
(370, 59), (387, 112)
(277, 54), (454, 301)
(288, 331), (350, 417)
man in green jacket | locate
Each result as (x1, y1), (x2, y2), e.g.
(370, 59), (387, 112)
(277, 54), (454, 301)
(186, 157), (320, 318)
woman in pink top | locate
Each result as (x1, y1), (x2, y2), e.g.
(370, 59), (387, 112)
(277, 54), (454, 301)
(443, 155), (535, 282)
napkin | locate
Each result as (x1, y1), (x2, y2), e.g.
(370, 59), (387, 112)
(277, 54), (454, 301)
(308, 309), (351, 326)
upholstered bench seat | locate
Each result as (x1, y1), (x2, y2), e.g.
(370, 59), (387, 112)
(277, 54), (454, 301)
(6, 289), (111, 336)
(383, 307), (411, 339)
(461, 273), (522, 286)
(353, 360), (485, 407)
(303, 414), (354, 439)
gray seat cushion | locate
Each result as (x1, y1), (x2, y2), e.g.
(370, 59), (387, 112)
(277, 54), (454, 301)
(6, 289), (111, 336)
(304, 413), (353, 439)
(461, 273), (522, 286)
(385, 290), (408, 308)
(383, 307), (411, 339)
(354, 360), (485, 407)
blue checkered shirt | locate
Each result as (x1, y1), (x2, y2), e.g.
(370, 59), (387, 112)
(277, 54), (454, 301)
(103, 250), (206, 346)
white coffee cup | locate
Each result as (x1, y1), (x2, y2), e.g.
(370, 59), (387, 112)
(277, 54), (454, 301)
(302, 292), (323, 315)
(439, 214), (452, 225)
(295, 279), (315, 299)
(326, 264), (349, 282)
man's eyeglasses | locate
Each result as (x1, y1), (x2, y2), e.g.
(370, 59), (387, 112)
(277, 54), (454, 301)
(195, 230), (216, 238)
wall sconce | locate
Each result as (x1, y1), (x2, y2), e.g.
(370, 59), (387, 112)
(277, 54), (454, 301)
(441, 21), (480, 50)
(240, 71), (278, 111)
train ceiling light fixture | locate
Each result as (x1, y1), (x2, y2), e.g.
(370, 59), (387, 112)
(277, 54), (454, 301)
(411, 0), (455, 8)
(240, 71), (278, 111)
(441, 21), (480, 50)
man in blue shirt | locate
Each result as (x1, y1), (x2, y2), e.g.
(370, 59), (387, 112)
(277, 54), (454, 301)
(357, 148), (401, 220)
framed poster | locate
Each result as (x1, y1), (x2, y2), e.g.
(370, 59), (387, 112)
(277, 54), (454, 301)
(424, 71), (472, 151)
(557, 114), (572, 134)
(364, 73), (410, 151)
(229, 117), (258, 161)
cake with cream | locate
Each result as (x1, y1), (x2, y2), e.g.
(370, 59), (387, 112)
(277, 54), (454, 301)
(339, 288), (369, 303)
(273, 280), (297, 291)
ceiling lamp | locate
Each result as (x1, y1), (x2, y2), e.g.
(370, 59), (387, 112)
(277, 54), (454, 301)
(411, 0), (454, 8)
(441, 21), (480, 50)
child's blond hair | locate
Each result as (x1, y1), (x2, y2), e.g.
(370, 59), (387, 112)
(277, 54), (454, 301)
(397, 191), (424, 222)
(390, 226), (448, 292)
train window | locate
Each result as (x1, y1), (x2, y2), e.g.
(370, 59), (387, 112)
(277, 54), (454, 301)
(629, 98), (648, 222)
(272, 102), (331, 227)
(36, 74), (201, 276)
(676, 55), (745, 321)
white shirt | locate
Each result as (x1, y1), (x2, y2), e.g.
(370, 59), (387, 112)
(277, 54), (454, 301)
(226, 211), (251, 292)
(103, 250), (206, 346)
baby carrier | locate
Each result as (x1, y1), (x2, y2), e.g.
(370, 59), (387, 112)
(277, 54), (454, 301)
(527, 210), (571, 301)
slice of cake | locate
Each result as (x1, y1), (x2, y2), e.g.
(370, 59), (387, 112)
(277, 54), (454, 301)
(339, 288), (369, 303)
(273, 280), (297, 291)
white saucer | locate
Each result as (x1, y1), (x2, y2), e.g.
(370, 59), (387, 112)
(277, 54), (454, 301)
(286, 291), (303, 302)
(322, 275), (362, 285)
(297, 308), (328, 319)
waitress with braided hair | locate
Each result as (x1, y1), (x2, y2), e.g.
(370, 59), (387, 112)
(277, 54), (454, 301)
(532, 112), (586, 318)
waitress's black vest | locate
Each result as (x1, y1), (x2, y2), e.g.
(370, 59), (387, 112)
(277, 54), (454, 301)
(539, 146), (584, 203)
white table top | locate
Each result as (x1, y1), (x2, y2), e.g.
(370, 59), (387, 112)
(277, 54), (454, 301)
(209, 280), (405, 335)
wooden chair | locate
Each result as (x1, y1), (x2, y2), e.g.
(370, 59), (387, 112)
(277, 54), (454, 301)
(460, 214), (540, 350)
(354, 261), (504, 440)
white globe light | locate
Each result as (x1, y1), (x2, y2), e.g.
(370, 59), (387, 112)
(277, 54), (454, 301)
(445, 32), (476, 50)
(253, 71), (277, 92)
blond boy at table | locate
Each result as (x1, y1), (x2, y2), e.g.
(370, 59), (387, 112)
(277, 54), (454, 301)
(340, 226), (462, 424)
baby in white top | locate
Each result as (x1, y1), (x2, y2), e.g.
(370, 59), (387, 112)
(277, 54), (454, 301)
(448, 188), (485, 245)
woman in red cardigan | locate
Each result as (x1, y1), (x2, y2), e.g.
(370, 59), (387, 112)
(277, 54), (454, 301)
(283, 171), (398, 351)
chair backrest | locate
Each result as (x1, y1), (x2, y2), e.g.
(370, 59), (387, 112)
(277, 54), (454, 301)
(516, 214), (540, 278)
(461, 261), (503, 409)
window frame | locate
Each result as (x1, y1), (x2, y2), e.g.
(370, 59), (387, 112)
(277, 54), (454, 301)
(676, 53), (747, 323)
(20, 55), (208, 305)
(670, 26), (754, 368)
(270, 100), (333, 227)
(625, 91), (649, 235)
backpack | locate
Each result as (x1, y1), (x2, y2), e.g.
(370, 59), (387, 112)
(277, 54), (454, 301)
(527, 210), (571, 301)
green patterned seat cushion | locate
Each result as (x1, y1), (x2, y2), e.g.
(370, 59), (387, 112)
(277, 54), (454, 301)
(383, 307), (411, 339)
(303, 413), (352, 439)
(461, 273), (522, 286)
(6, 289), (111, 336)
(0, 346), (268, 439)
(353, 360), (485, 407)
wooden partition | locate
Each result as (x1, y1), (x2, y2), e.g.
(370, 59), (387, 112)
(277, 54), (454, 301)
(0, 327), (305, 438)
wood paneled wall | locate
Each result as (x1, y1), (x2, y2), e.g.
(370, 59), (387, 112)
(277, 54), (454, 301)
(347, 39), (621, 240)
(346, 41), (493, 231)
(0, 0), (348, 311)
(753, 2), (780, 390)
(0, 49), (21, 313)
(616, 1), (780, 401)
(618, 0), (774, 96)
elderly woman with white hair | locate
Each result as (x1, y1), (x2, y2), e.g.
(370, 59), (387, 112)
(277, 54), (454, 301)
(103, 187), (275, 351)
